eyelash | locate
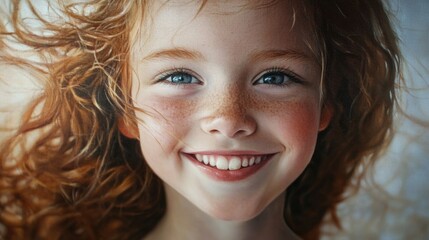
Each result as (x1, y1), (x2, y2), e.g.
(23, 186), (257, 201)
(155, 67), (303, 86)
(156, 68), (202, 86)
(253, 67), (303, 87)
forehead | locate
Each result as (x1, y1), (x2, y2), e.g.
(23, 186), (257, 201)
(131, 0), (317, 64)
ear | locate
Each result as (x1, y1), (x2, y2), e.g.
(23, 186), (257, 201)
(118, 118), (139, 139)
(319, 104), (333, 131)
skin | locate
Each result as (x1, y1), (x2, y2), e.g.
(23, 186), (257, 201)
(122, 1), (331, 239)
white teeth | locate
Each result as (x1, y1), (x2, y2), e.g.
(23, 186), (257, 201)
(242, 157), (249, 167)
(209, 155), (216, 167)
(229, 157), (242, 170)
(203, 155), (209, 165)
(249, 156), (255, 166)
(216, 156), (228, 170)
(194, 154), (268, 171)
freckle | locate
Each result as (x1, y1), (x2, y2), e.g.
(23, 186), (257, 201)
(171, 99), (197, 118)
(206, 83), (293, 117)
(150, 97), (197, 120)
(207, 83), (247, 119)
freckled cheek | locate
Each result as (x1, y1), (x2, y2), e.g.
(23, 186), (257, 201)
(135, 96), (198, 146)
(259, 100), (321, 189)
(262, 99), (321, 152)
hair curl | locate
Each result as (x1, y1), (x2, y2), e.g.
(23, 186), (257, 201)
(285, 0), (401, 238)
(0, 0), (401, 239)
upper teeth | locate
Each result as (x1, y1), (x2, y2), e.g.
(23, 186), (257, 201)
(194, 154), (265, 171)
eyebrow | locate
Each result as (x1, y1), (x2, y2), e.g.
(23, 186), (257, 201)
(141, 47), (316, 65)
(142, 48), (205, 62)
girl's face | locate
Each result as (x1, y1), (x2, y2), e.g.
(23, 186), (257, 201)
(128, 0), (330, 221)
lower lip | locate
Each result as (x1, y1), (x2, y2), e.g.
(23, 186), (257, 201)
(183, 153), (273, 182)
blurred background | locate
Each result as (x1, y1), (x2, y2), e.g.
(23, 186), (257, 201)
(0, 0), (428, 239)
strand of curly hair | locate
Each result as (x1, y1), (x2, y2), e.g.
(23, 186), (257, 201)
(1, 1), (164, 239)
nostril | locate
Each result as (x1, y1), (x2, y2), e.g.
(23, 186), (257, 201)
(233, 129), (248, 137)
(200, 115), (257, 138)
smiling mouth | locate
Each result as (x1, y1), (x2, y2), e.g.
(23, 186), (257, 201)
(189, 154), (272, 171)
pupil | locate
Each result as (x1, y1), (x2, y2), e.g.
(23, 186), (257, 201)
(263, 74), (284, 84)
(172, 73), (191, 83)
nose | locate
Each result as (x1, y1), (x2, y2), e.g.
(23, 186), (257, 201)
(200, 90), (257, 138)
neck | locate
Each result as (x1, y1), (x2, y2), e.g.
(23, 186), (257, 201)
(144, 185), (300, 240)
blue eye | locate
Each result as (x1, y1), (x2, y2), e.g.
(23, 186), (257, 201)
(260, 72), (286, 84)
(161, 71), (200, 84)
(254, 69), (301, 86)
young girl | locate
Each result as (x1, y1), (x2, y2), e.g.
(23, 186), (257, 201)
(0, 0), (401, 239)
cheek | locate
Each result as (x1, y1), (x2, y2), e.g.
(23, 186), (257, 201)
(258, 97), (320, 172)
(134, 96), (199, 179)
(277, 101), (320, 145)
(275, 100), (320, 177)
(253, 93), (321, 148)
(259, 99), (321, 198)
(135, 96), (198, 149)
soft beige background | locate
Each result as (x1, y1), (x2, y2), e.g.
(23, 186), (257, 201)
(0, 0), (428, 239)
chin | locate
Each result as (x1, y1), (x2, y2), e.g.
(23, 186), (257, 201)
(199, 199), (266, 222)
